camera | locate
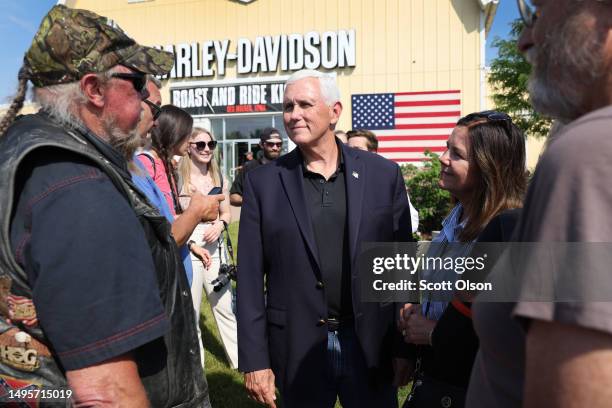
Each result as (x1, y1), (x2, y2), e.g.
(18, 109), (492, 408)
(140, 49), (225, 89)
(211, 263), (237, 292)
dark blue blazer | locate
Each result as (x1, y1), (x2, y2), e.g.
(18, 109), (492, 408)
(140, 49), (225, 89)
(236, 142), (413, 399)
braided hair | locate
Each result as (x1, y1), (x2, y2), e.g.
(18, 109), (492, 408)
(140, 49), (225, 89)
(149, 105), (194, 214)
(0, 66), (29, 137)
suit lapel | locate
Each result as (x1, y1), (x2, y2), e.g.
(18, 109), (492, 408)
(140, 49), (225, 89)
(279, 150), (321, 273)
(343, 145), (365, 267)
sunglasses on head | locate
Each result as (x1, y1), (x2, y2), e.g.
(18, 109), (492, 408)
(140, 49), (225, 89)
(190, 141), (217, 151)
(110, 72), (148, 97)
(143, 99), (161, 120)
(463, 110), (512, 123)
(264, 141), (282, 148)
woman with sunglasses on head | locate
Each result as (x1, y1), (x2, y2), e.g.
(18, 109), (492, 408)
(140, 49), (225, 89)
(178, 127), (238, 369)
(398, 111), (527, 408)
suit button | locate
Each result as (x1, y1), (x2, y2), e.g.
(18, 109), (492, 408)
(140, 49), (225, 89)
(316, 318), (326, 327)
(316, 281), (324, 289)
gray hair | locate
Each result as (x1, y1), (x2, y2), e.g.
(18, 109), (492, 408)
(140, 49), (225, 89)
(35, 82), (87, 130)
(285, 69), (341, 106)
(34, 68), (122, 131)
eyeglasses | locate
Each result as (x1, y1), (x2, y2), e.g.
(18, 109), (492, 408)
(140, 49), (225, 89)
(143, 99), (161, 120)
(517, 0), (609, 28)
(190, 141), (217, 151)
(110, 72), (148, 97)
(264, 141), (282, 148)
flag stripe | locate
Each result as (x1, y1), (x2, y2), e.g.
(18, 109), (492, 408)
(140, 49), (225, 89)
(396, 111), (461, 118)
(395, 100), (461, 107)
(396, 105), (461, 114)
(395, 94), (461, 102)
(379, 140), (446, 148)
(377, 135), (449, 141)
(378, 146), (447, 153)
(396, 116), (459, 125)
(374, 128), (454, 136)
(395, 90), (460, 96)
(396, 123), (457, 130)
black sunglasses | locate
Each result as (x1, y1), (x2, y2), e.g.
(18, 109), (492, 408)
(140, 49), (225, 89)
(143, 99), (161, 120)
(462, 110), (512, 123)
(264, 141), (282, 148)
(190, 141), (217, 151)
(110, 72), (148, 97)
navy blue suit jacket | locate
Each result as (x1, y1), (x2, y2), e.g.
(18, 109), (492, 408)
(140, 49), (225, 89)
(236, 142), (413, 399)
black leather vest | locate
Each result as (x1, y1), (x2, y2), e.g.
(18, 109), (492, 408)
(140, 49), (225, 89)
(0, 114), (209, 407)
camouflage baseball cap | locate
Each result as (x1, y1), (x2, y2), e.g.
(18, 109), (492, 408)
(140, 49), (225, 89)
(21, 5), (174, 87)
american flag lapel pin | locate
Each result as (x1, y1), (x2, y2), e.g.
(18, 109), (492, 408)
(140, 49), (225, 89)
(352, 171), (359, 179)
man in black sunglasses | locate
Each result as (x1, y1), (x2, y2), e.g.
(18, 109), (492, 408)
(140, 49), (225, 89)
(0, 5), (212, 407)
(136, 76), (163, 144)
(230, 127), (283, 206)
(466, 2), (612, 408)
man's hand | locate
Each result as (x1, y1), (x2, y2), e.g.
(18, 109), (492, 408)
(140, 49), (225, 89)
(244, 368), (277, 407)
(189, 192), (224, 222)
(392, 358), (415, 387)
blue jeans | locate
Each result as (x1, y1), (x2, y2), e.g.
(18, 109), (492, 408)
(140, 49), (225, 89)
(321, 326), (397, 408)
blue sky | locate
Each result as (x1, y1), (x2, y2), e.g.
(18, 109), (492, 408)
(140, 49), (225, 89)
(0, 1), (519, 104)
(486, 1), (520, 65)
(0, 1), (57, 104)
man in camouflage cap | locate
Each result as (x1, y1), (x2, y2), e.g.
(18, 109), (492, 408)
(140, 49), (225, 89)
(0, 5), (219, 407)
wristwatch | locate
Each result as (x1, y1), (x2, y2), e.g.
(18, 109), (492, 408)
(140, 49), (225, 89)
(187, 240), (196, 250)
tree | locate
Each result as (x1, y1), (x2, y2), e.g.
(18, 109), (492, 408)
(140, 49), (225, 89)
(488, 19), (552, 138)
(403, 151), (452, 237)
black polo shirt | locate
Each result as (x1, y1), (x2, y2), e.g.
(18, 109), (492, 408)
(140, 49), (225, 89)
(302, 146), (352, 320)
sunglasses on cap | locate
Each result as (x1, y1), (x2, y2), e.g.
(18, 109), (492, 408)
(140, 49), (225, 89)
(110, 72), (148, 98)
(264, 141), (282, 148)
(143, 99), (161, 120)
(190, 141), (217, 151)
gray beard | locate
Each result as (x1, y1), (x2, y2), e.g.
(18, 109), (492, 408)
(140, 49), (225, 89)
(104, 113), (143, 160)
(527, 13), (606, 123)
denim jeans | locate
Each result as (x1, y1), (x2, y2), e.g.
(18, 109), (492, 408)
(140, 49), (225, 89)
(323, 326), (397, 408)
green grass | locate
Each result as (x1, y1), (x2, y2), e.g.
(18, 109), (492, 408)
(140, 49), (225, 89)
(202, 222), (411, 406)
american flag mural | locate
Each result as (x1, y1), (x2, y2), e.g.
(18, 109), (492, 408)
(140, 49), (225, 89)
(351, 90), (461, 163)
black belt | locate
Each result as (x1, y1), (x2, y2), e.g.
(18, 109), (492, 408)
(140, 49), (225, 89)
(327, 316), (354, 332)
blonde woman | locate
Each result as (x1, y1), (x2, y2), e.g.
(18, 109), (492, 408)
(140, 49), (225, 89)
(179, 127), (238, 369)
